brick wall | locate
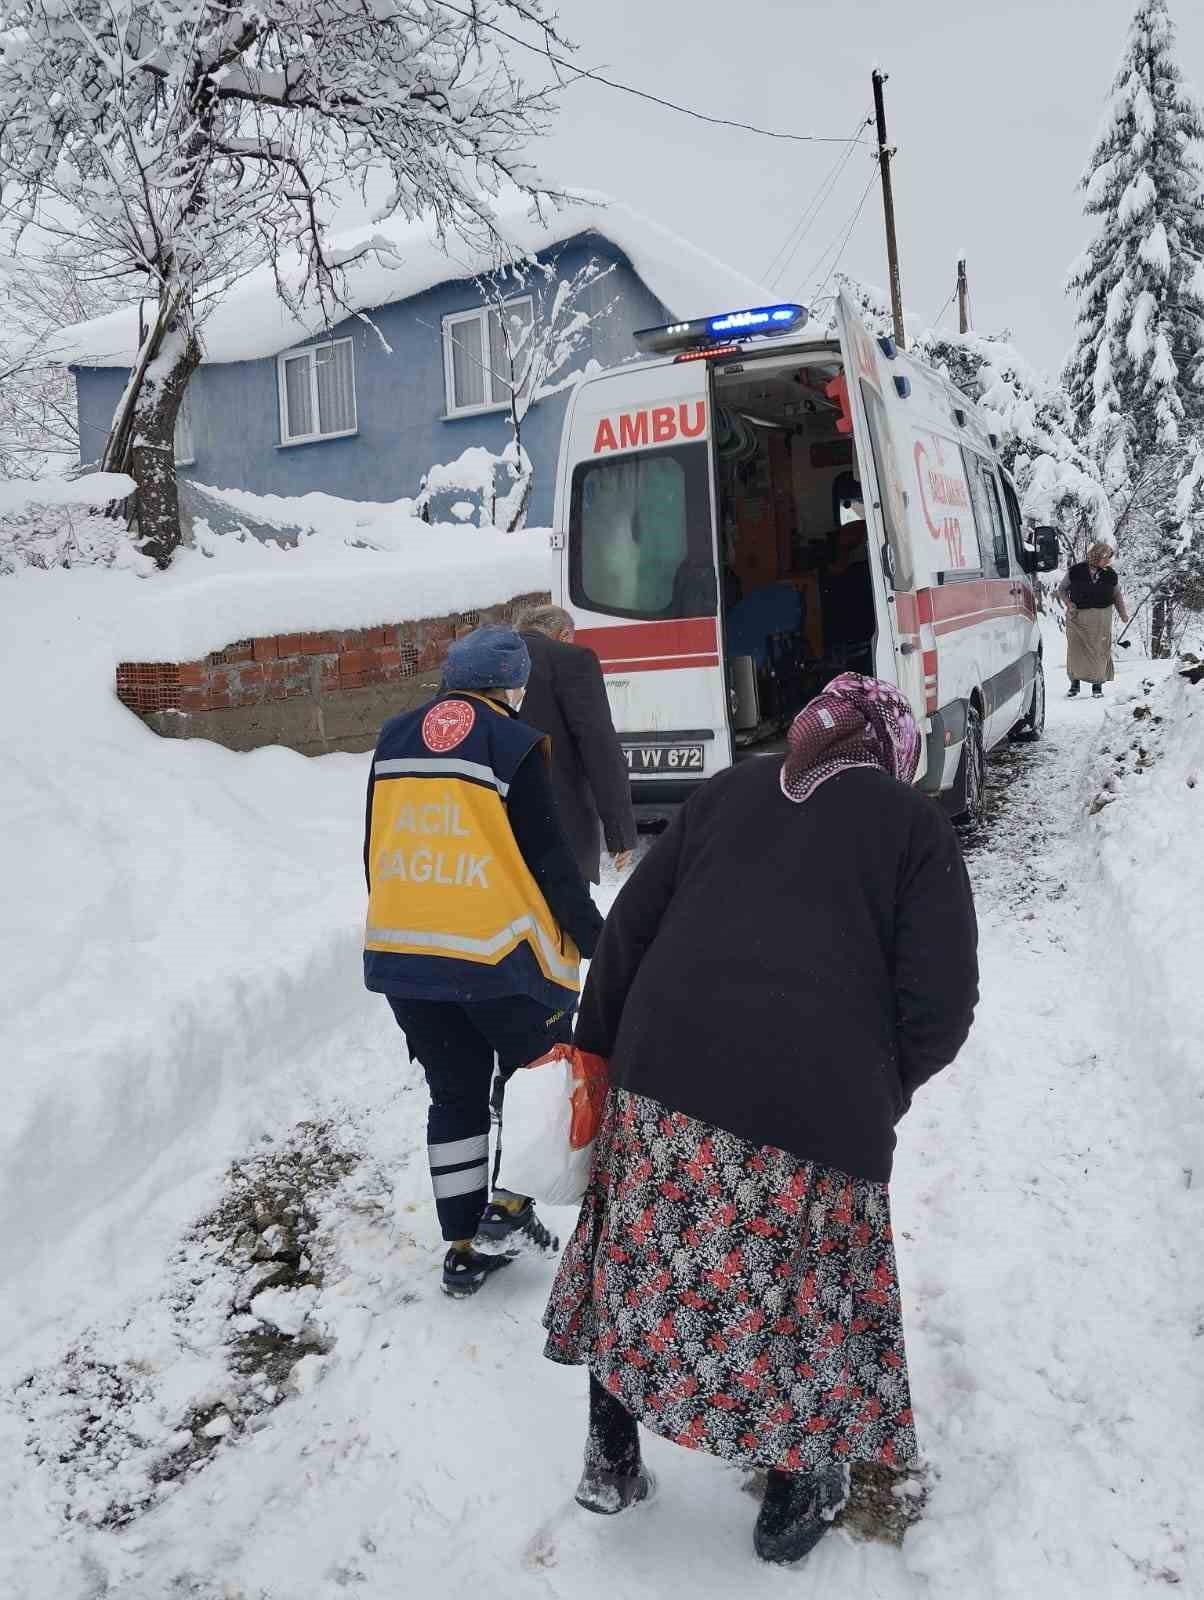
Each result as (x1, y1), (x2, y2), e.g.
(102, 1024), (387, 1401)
(115, 593), (549, 756)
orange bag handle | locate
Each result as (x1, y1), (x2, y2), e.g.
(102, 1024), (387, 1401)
(525, 1045), (610, 1150)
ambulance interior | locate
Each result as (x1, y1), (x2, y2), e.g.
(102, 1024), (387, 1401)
(713, 355), (877, 754)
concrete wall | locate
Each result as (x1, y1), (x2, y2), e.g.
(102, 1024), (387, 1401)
(76, 238), (670, 530)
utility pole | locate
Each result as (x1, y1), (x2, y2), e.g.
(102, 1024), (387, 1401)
(872, 68), (906, 350)
(957, 256), (970, 333)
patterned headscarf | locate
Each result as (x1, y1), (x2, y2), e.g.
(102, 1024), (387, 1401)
(780, 673), (921, 805)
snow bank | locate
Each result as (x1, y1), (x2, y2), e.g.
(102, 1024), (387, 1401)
(0, 511), (553, 1347)
(2, 485), (553, 664)
(54, 190), (771, 369)
(1085, 665), (1204, 1172)
(0, 473), (134, 514)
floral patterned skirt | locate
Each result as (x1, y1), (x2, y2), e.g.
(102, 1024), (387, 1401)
(543, 1088), (917, 1475)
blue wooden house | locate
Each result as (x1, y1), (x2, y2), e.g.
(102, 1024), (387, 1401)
(63, 194), (767, 529)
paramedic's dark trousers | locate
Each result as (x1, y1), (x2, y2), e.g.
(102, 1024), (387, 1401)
(387, 996), (573, 1241)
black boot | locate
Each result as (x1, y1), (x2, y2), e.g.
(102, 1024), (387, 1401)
(575, 1375), (653, 1514)
(1092, 683), (1104, 698)
(475, 1197), (559, 1257)
(441, 1245), (512, 1298)
(1068, 680), (1081, 697)
(754, 1464), (849, 1565)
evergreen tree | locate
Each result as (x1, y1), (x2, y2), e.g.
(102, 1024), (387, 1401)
(1066, 0), (1204, 458)
(1065, 0), (1204, 649)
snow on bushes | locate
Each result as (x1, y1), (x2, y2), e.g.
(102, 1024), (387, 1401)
(0, 473), (142, 574)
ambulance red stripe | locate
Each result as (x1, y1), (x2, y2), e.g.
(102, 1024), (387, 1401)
(576, 618), (720, 673)
(895, 577), (1033, 638)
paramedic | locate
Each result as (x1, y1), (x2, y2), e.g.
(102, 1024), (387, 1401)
(518, 605), (637, 884)
(542, 673), (978, 1565)
(1059, 542), (1130, 697)
(363, 625), (604, 1298)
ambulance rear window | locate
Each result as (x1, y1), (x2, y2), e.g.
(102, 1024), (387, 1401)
(569, 443), (716, 620)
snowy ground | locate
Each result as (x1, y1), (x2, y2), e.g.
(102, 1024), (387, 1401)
(2, 632), (1202, 1598)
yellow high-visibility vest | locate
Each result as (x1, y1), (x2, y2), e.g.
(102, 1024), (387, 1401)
(363, 692), (581, 1007)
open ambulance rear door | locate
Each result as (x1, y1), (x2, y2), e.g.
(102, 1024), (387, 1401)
(831, 290), (934, 779)
(555, 354), (729, 803)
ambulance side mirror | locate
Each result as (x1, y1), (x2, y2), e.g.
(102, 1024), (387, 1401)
(1033, 527), (1061, 573)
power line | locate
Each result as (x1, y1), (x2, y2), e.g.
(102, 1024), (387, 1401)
(809, 167), (879, 308)
(763, 114), (869, 282)
(798, 164), (874, 298)
(437, 0), (873, 145)
(932, 285), (957, 327)
(768, 139), (860, 291)
(763, 112), (873, 288)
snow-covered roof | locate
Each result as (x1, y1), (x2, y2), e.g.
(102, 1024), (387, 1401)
(55, 191), (770, 369)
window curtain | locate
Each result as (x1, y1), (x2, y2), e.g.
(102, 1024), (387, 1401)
(450, 320), (486, 410)
(284, 354), (314, 438)
(315, 343), (355, 435)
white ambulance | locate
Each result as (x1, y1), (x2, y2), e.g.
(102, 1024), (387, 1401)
(551, 289), (1059, 826)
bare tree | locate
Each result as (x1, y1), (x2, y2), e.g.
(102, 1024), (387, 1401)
(418, 252), (615, 530)
(0, 0), (569, 566)
(483, 254), (616, 529)
(0, 247), (114, 478)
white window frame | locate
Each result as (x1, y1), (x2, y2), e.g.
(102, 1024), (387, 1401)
(276, 337), (358, 447)
(442, 296), (533, 419)
(174, 389), (195, 467)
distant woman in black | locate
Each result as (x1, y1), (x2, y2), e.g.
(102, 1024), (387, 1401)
(1059, 542), (1129, 697)
(543, 674), (978, 1566)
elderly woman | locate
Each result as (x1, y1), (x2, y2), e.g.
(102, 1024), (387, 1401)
(1059, 542), (1130, 697)
(543, 674), (979, 1565)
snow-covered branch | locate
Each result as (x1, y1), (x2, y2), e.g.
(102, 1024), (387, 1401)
(0, 0), (572, 564)
(417, 253), (616, 533)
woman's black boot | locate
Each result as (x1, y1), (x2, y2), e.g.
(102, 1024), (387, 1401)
(754, 1464), (850, 1565)
(575, 1374), (653, 1514)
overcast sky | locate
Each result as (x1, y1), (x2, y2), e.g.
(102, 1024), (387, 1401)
(518, 0), (1204, 374)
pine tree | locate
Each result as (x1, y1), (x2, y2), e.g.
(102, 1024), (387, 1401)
(1067, 0), (1204, 456)
(1065, 0), (1204, 649)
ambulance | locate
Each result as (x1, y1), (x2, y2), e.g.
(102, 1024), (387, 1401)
(550, 288), (1060, 826)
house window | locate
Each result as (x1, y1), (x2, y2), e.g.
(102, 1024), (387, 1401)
(277, 338), (357, 445)
(174, 390), (195, 466)
(443, 298), (534, 417)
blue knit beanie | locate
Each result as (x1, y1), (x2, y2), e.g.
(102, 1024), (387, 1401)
(442, 625), (531, 691)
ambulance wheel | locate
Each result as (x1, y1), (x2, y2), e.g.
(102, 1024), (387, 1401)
(954, 705), (986, 830)
(1023, 658), (1046, 741)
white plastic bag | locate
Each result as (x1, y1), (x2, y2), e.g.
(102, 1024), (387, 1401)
(497, 1046), (607, 1206)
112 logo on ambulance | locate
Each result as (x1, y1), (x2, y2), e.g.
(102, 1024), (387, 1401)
(913, 434), (973, 569)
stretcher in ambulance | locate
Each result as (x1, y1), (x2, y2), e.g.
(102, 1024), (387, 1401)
(551, 290), (1060, 825)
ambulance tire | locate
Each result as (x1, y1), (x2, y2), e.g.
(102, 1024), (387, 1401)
(1022, 658), (1046, 741)
(953, 704), (986, 831)
(1009, 656), (1046, 743)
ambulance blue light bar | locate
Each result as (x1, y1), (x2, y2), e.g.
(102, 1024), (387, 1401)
(635, 303), (808, 355)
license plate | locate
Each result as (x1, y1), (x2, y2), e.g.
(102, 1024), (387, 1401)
(623, 743), (704, 774)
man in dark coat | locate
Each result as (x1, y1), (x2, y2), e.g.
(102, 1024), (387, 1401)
(518, 606), (637, 884)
